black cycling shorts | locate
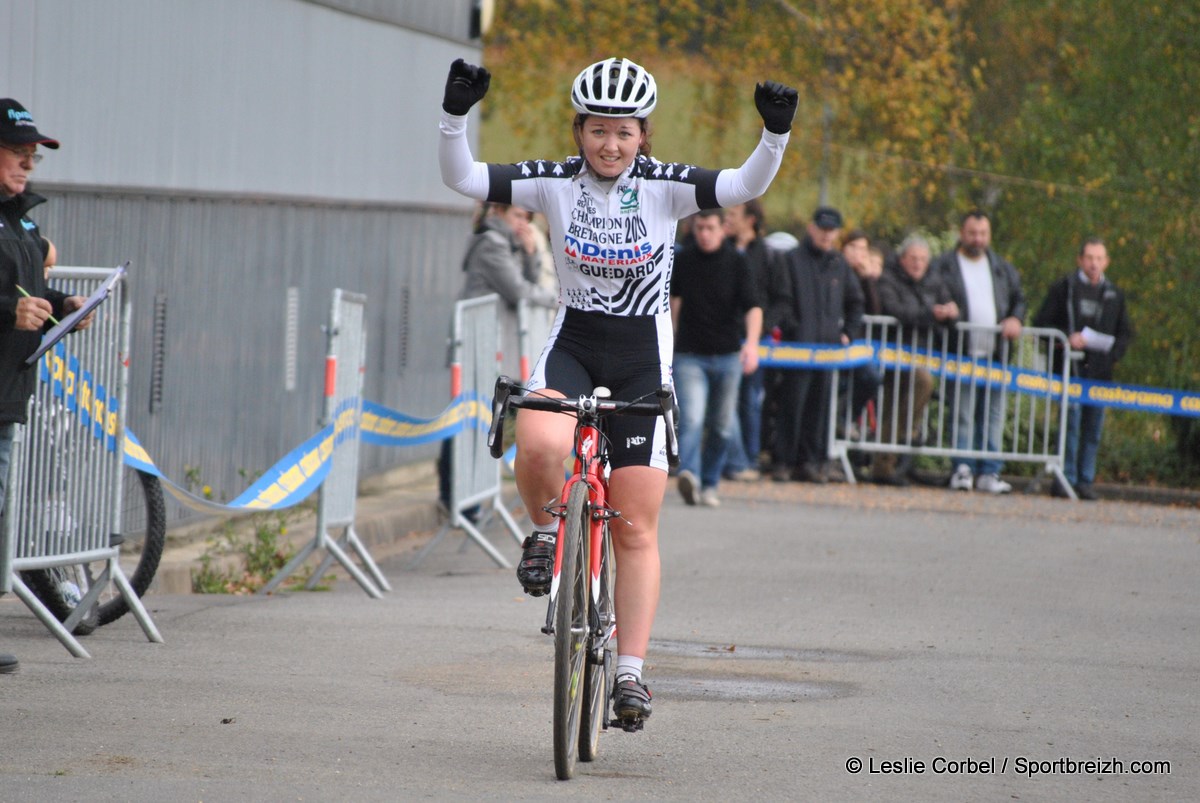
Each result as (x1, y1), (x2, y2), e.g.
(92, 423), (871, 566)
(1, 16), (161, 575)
(527, 307), (671, 472)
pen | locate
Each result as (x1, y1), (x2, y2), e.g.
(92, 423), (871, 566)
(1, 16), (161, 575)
(14, 284), (61, 326)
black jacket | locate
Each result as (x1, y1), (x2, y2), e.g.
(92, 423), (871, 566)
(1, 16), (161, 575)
(766, 235), (864, 344)
(932, 246), (1026, 355)
(877, 263), (957, 339)
(671, 239), (761, 355)
(1032, 273), (1133, 381)
(2, 191), (68, 424)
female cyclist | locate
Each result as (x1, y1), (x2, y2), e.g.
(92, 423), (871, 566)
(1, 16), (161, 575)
(439, 56), (797, 727)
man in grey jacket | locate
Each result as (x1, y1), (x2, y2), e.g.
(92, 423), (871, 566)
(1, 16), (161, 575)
(932, 210), (1026, 494)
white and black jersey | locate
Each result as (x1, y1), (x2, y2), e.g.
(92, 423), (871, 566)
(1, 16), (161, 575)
(441, 110), (788, 321)
(440, 110), (789, 469)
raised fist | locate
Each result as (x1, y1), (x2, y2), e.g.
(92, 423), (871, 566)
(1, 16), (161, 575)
(754, 80), (799, 135)
(443, 58), (492, 115)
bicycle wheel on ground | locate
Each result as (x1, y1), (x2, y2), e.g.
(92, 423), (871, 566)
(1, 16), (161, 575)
(21, 564), (100, 636)
(579, 524), (614, 763)
(24, 468), (167, 632)
(553, 481), (590, 781)
(98, 468), (167, 625)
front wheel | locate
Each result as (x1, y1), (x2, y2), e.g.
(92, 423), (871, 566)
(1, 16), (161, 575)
(579, 525), (614, 762)
(553, 481), (590, 781)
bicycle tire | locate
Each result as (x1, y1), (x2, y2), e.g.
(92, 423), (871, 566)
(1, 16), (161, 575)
(21, 565), (99, 636)
(23, 468), (167, 631)
(97, 468), (167, 626)
(553, 481), (590, 781)
(579, 524), (614, 762)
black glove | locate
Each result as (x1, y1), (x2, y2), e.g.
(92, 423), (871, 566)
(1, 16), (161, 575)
(442, 58), (491, 115)
(754, 80), (799, 135)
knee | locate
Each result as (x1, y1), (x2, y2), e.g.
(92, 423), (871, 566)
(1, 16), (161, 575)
(515, 426), (570, 469)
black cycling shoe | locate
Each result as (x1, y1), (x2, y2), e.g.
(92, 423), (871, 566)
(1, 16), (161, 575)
(516, 532), (555, 596)
(612, 676), (652, 729)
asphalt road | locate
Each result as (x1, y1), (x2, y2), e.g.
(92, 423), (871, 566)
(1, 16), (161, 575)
(2, 482), (1196, 801)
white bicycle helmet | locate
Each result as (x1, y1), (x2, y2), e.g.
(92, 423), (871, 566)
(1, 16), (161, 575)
(570, 57), (657, 118)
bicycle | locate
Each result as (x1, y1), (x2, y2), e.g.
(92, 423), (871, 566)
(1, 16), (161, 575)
(11, 402), (167, 635)
(487, 375), (678, 781)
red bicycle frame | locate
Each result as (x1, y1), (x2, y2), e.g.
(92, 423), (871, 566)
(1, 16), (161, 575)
(547, 418), (610, 626)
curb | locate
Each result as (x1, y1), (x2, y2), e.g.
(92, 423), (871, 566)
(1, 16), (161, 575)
(147, 462), (447, 595)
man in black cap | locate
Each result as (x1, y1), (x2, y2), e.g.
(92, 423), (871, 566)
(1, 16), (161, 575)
(764, 206), (864, 482)
(1, 98), (90, 675)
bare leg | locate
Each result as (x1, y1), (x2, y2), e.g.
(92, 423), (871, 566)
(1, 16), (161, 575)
(607, 465), (667, 660)
(513, 397), (574, 527)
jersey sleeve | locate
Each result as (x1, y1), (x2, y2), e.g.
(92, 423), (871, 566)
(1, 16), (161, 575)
(439, 111), (550, 214)
(713, 129), (789, 208)
(663, 128), (790, 219)
(438, 111), (490, 200)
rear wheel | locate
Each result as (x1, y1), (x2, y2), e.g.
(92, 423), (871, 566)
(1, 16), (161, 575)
(553, 481), (589, 781)
(24, 468), (167, 633)
(97, 468), (167, 625)
(579, 524), (614, 762)
(21, 564), (99, 636)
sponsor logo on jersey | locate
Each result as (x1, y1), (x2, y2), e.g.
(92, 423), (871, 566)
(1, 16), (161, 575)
(563, 235), (653, 268)
(626, 435), (647, 448)
(620, 188), (640, 214)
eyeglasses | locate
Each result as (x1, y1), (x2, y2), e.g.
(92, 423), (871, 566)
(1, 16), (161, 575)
(0, 144), (43, 164)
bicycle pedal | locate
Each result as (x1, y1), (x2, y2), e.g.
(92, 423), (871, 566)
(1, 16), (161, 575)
(614, 715), (645, 733)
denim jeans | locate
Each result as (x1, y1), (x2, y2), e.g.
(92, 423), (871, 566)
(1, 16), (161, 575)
(951, 381), (1006, 477)
(0, 423), (14, 519)
(1064, 402), (1105, 486)
(723, 366), (764, 474)
(674, 352), (742, 489)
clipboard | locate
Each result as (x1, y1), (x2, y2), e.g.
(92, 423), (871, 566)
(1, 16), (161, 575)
(25, 263), (127, 366)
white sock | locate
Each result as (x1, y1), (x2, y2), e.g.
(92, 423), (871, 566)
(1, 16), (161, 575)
(615, 655), (644, 683)
(531, 520), (556, 537)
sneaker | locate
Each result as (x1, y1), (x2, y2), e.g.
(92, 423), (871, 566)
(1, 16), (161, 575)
(724, 468), (761, 482)
(770, 464), (792, 483)
(1075, 482), (1099, 501)
(516, 532), (555, 596)
(612, 676), (652, 725)
(0, 653), (18, 675)
(975, 473), (1012, 494)
(677, 470), (698, 506)
(699, 488), (720, 507)
(949, 465), (973, 491)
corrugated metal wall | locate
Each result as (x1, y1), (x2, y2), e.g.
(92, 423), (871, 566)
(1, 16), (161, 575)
(3, 0), (484, 518)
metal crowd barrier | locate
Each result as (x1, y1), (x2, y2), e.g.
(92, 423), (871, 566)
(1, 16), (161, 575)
(517, 298), (557, 384)
(261, 289), (390, 597)
(829, 315), (1074, 495)
(0, 267), (163, 657)
(412, 294), (523, 568)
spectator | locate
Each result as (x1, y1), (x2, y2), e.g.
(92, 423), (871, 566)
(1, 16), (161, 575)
(438, 201), (558, 517)
(932, 210), (1026, 494)
(839, 229), (882, 441)
(671, 209), (763, 507)
(720, 199), (775, 482)
(1033, 237), (1132, 501)
(765, 206), (864, 483)
(874, 234), (958, 484)
(1, 98), (91, 676)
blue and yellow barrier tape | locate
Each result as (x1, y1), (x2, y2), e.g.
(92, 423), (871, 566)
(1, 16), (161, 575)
(760, 339), (1200, 418)
(35, 337), (1200, 516)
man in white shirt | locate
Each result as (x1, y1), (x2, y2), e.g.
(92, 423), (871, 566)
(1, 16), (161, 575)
(932, 211), (1026, 493)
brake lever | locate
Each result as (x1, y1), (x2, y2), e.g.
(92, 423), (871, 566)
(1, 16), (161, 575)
(488, 375), (515, 459)
(656, 383), (680, 468)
